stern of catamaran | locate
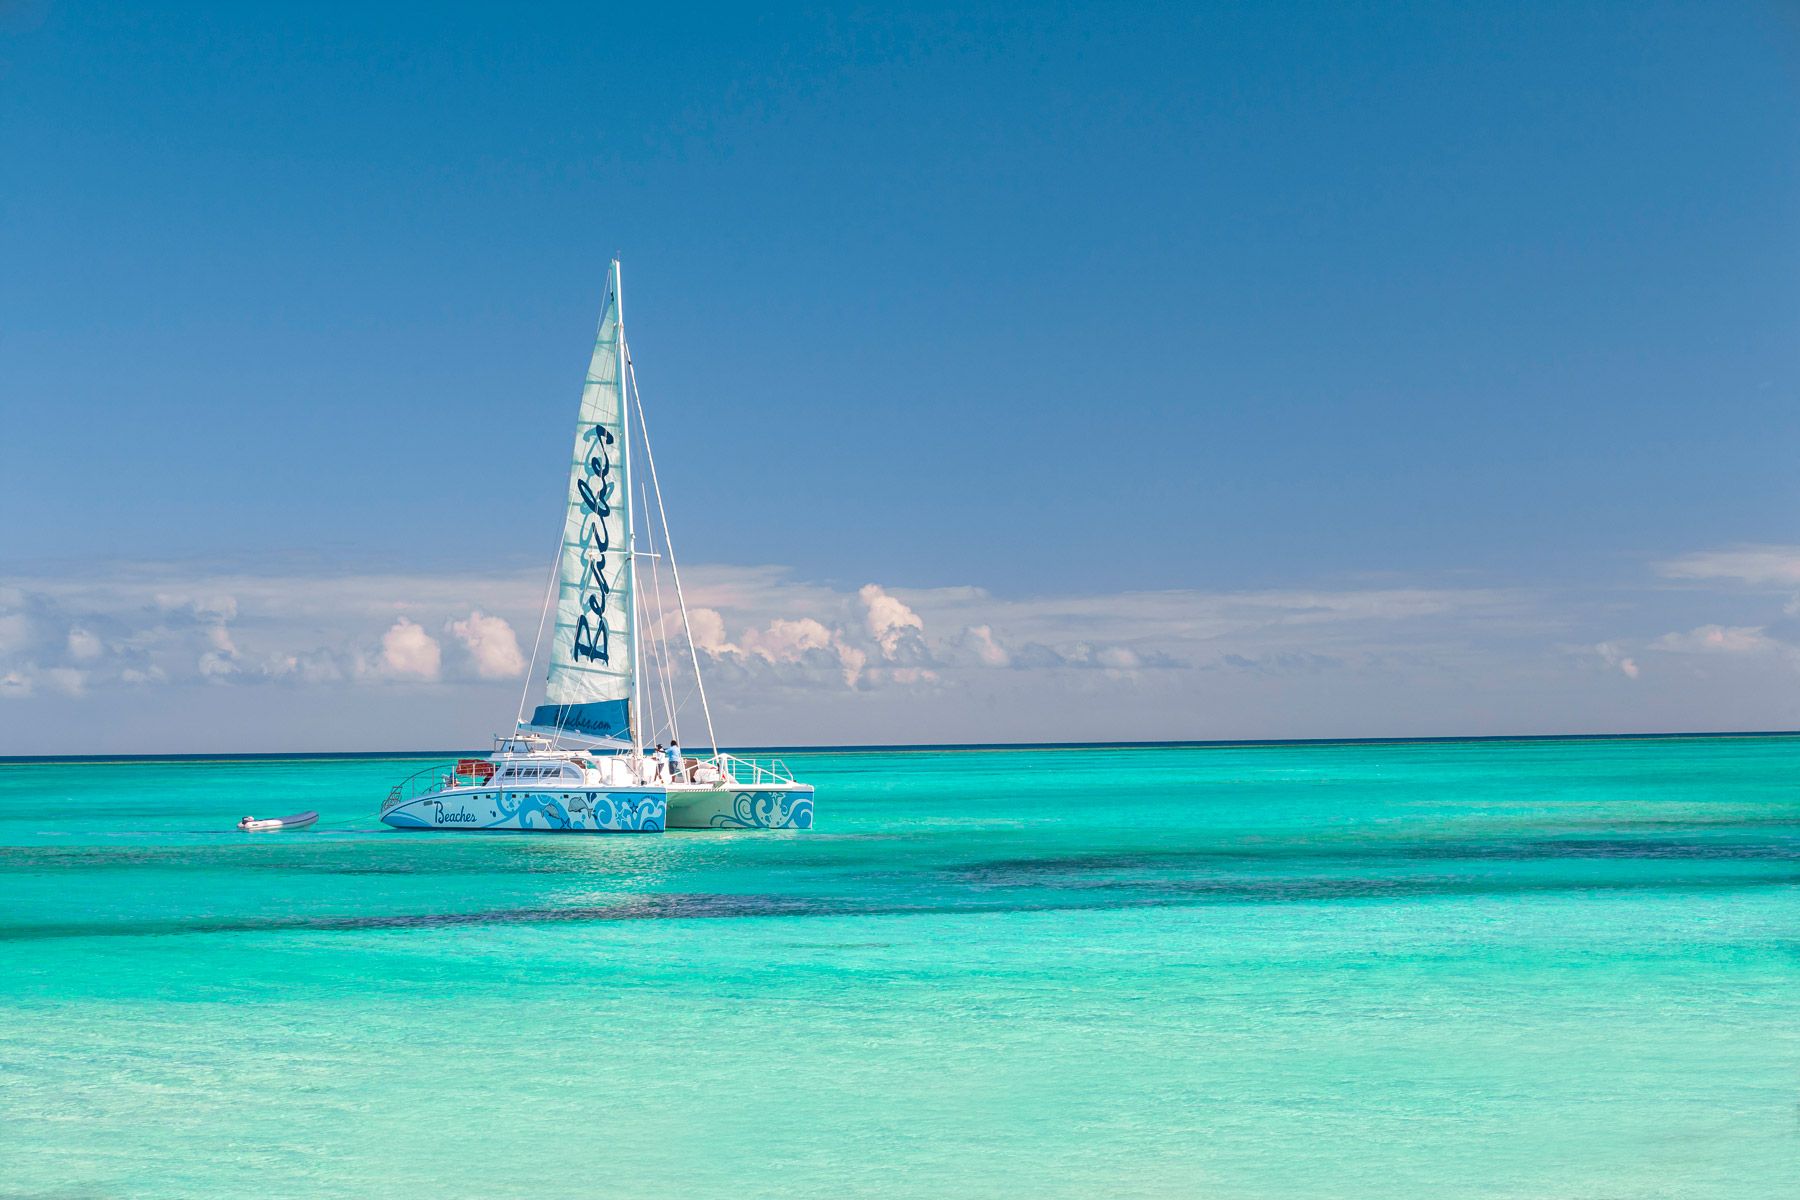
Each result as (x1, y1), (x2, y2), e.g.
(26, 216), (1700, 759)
(662, 752), (814, 830)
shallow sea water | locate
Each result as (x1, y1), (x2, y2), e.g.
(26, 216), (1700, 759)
(0, 737), (1795, 1198)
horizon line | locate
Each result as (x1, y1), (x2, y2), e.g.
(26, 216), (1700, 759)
(2, 727), (1797, 765)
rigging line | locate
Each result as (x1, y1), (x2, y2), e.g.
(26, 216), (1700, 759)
(655, 578), (686, 735)
(630, 503), (666, 741)
(615, 260), (643, 758)
(633, 579), (659, 745)
(639, 473), (683, 741)
(514, 526), (565, 730)
(632, 481), (663, 742)
(624, 338), (720, 757)
(666, 680), (701, 723)
(648, 501), (683, 737)
(647, 539), (680, 741)
(634, 474), (661, 742)
(645, 565), (675, 744)
(640, 485), (680, 744)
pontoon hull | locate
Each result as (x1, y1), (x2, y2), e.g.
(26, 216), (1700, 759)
(665, 785), (814, 830)
(381, 787), (665, 832)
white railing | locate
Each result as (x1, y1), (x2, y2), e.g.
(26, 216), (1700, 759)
(382, 762), (457, 814)
(711, 753), (797, 787)
(385, 753), (793, 807)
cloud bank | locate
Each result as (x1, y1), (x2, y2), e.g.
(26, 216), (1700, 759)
(3, 545), (1799, 753)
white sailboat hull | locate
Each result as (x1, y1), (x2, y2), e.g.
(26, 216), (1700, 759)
(664, 784), (814, 830)
(381, 786), (665, 832)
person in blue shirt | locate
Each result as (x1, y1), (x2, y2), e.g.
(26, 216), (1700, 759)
(666, 738), (683, 783)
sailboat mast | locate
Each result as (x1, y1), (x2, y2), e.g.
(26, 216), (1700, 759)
(614, 258), (644, 758)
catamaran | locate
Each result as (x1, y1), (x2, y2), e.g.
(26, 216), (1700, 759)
(380, 261), (814, 833)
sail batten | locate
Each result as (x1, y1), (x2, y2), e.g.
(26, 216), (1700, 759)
(536, 260), (635, 743)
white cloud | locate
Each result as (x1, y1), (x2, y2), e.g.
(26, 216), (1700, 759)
(449, 610), (526, 679)
(740, 617), (834, 659)
(265, 648), (349, 685)
(657, 569), (1519, 696)
(834, 645), (868, 686)
(157, 592), (239, 622)
(963, 624), (1011, 668)
(1650, 625), (1781, 655)
(1658, 546), (1800, 586)
(197, 614), (240, 679)
(198, 652), (238, 679)
(41, 667), (86, 696)
(0, 563), (1552, 715)
(10, 546), (1800, 751)
(1096, 646), (1142, 671)
(1609, 541), (1800, 681)
(686, 607), (732, 654)
(0, 567), (543, 698)
(379, 618), (442, 679)
(1594, 642), (1640, 679)
(860, 584), (925, 658)
(737, 617), (867, 686)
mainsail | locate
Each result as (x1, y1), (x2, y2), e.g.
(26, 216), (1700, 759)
(528, 260), (636, 744)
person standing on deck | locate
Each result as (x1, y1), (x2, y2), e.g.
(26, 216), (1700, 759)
(666, 738), (683, 783)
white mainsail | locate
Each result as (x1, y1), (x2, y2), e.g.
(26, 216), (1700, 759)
(528, 259), (636, 745)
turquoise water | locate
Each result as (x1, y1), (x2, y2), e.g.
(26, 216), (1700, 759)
(1, 737), (1796, 1198)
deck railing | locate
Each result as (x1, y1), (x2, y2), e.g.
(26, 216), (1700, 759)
(384, 753), (795, 811)
(711, 753), (797, 787)
(382, 762), (457, 814)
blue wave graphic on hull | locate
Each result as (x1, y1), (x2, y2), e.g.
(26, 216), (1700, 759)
(710, 791), (814, 830)
(383, 789), (665, 832)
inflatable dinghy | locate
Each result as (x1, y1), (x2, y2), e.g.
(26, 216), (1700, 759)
(237, 811), (319, 832)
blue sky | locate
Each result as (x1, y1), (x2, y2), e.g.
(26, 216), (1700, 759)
(3, 2), (1800, 751)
